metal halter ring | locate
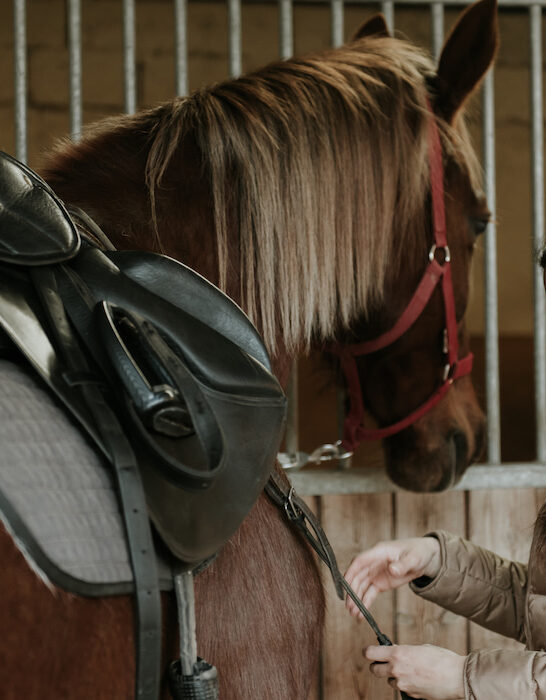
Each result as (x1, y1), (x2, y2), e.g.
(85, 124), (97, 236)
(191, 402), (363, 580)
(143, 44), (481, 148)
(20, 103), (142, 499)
(429, 243), (451, 263)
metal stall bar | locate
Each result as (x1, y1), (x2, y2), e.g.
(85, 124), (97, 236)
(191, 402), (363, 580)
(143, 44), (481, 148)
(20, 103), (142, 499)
(123, 0), (137, 113)
(380, 1), (394, 34)
(530, 4), (546, 462)
(279, 0), (298, 465)
(332, 0), (345, 463)
(482, 70), (502, 464)
(174, 0), (189, 96)
(331, 0), (344, 47)
(279, 0), (294, 59)
(430, 2), (444, 60)
(229, 0), (242, 78)
(67, 0), (82, 139)
(284, 365), (300, 464)
(13, 0), (27, 163)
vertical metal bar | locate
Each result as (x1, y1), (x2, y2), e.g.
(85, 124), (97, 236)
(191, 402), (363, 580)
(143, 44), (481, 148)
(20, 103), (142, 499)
(285, 363), (299, 459)
(228, 0), (242, 78)
(430, 2), (444, 61)
(174, 0), (189, 96)
(331, 0), (344, 48)
(280, 0), (295, 462)
(482, 71), (501, 464)
(530, 6), (546, 462)
(380, 1), (394, 35)
(123, 0), (137, 113)
(331, 0), (343, 458)
(67, 0), (82, 139)
(279, 0), (293, 60)
(13, 0), (27, 163)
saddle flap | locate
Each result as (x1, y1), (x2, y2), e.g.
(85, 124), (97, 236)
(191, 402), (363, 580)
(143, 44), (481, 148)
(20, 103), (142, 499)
(68, 247), (282, 400)
(58, 246), (287, 562)
(0, 151), (80, 265)
(107, 251), (272, 372)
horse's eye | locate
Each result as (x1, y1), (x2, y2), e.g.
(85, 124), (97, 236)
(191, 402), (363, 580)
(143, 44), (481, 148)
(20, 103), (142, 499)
(472, 217), (490, 236)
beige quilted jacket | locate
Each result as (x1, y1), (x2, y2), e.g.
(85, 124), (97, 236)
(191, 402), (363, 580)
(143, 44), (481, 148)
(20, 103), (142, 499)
(410, 521), (546, 699)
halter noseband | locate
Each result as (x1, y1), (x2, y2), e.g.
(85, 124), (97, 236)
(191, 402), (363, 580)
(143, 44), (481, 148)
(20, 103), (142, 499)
(332, 104), (473, 452)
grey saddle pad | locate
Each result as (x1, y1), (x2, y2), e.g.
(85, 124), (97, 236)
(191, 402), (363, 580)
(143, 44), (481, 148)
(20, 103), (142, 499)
(0, 358), (174, 595)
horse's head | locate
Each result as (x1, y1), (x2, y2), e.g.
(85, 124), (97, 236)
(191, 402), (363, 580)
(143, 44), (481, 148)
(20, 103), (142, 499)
(39, 0), (497, 494)
(333, 0), (498, 491)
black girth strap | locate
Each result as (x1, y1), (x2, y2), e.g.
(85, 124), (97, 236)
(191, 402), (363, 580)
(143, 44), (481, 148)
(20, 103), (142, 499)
(30, 266), (162, 700)
(265, 471), (419, 700)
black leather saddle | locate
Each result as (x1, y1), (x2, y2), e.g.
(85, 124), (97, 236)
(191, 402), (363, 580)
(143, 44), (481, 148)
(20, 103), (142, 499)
(0, 149), (287, 700)
(0, 150), (286, 565)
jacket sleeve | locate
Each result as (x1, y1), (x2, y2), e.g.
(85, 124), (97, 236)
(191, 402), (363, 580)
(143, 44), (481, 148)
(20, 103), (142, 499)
(409, 530), (528, 642)
(463, 649), (546, 699)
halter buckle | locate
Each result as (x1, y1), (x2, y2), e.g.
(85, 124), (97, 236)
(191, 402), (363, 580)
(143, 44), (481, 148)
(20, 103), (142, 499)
(443, 363), (456, 383)
(429, 244), (451, 264)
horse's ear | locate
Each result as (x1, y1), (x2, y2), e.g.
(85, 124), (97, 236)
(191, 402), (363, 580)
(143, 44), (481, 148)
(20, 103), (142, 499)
(351, 14), (391, 42)
(434, 0), (498, 122)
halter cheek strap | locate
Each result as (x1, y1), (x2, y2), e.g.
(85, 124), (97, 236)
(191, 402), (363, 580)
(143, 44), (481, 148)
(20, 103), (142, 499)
(332, 104), (473, 452)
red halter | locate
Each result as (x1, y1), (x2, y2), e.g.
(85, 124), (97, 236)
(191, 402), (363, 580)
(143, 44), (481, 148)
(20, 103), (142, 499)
(332, 105), (473, 452)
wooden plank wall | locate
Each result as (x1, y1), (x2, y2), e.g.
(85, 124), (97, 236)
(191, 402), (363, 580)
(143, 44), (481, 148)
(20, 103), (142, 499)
(298, 344), (545, 699)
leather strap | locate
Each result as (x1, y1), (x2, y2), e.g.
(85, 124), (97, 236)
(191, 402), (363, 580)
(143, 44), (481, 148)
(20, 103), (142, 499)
(265, 471), (345, 598)
(337, 349), (473, 445)
(331, 103), (473, 451)
(30, 266), (162, 700)
(95, 302), (224, 489)
(265, 471), (421, 700)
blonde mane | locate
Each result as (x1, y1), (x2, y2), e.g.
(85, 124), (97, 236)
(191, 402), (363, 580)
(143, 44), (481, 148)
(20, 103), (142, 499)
(130, 40), (481, 352)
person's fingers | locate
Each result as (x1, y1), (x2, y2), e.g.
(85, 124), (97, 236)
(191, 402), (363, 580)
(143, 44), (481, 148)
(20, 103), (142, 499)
(361, 582), (379, 609)
(369, 662), (391, 679)
(355, 575), (373, 605)
(345, 573), (369, 615)
(345, 553), (373, 582)
(345, 544), (392, 581)
(363, 645), (393, 662)
(346, 596), (364, 619)
(346, 563), (368, 589)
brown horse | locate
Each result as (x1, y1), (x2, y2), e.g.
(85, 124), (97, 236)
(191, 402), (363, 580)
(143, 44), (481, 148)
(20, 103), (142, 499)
(1, 0), (497, 697)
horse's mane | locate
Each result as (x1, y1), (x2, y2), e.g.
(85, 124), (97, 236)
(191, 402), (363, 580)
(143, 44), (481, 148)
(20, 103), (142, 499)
(45, 37), (481, 353)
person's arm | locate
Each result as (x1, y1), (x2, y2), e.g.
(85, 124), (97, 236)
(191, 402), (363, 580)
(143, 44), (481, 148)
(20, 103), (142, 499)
(411, 530), (528, 643)
(362, 645), (546, 699)
(463, 648), (546, 699)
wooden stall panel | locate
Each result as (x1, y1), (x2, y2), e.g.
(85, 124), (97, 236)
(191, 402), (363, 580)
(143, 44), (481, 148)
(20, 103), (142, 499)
(468, 488), (546, 651)
(320, 493), (394, 700)
(395, 492), (468, 654)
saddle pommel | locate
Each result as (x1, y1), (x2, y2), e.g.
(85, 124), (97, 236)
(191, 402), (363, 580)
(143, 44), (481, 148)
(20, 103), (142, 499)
(0, 151), (79, 266)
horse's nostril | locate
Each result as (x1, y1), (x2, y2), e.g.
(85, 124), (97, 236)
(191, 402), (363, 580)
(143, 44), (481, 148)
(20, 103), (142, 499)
(451, 430), (469, 477)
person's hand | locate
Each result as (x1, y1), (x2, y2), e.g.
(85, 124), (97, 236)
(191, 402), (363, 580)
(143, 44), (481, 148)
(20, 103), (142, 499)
(345, 537), (441, 618)
(365, 643), (466, 700)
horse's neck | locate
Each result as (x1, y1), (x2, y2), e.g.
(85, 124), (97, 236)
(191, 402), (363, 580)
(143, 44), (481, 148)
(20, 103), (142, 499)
(42, 133), (299, 386)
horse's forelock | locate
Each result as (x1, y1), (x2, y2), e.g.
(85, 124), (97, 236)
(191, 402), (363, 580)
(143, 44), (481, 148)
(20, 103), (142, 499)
(145, 39), (479, 355)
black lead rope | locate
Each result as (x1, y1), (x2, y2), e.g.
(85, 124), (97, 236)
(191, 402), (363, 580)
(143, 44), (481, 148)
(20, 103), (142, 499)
(265, 471), (422, 700)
